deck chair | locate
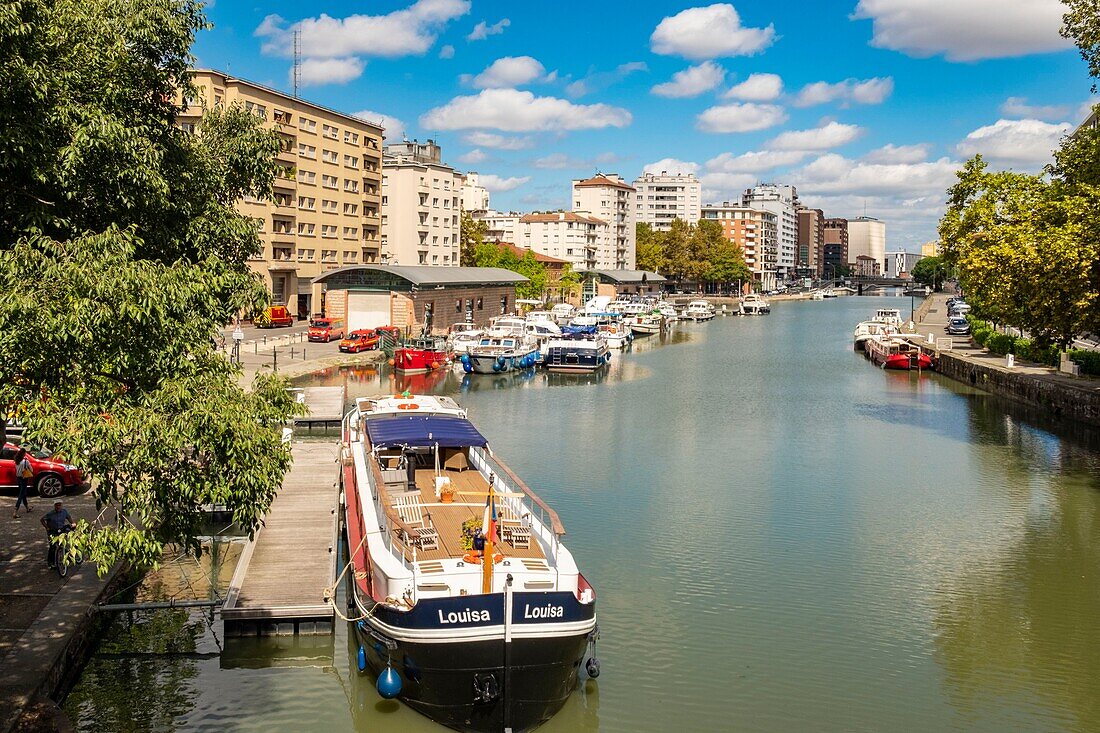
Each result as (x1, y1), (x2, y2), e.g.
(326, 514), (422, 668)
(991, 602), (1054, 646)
(393, 492), (439, 551)
(498, 502), (531, 549)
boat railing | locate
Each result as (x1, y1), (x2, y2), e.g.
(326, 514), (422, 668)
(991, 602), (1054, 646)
(471, 449), (566, 556)
(366, 456), (419, 569)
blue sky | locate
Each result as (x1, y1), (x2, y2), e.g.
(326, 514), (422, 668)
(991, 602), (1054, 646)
(195, 0), (1091, 249)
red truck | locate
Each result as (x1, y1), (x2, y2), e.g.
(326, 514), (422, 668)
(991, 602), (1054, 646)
(258, 305), (295, 328)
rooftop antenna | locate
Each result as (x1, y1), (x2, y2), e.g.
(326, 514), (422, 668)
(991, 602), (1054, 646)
(292, 30), (301, 99)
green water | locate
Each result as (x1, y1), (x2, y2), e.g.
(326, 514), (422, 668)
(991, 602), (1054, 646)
(66, 297), (1100, 732)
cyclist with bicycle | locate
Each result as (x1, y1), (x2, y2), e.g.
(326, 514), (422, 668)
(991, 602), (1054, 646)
(41, 500), (75, 569)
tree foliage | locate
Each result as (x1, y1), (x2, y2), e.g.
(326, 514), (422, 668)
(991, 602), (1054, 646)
(634, 219), (751, 290)
(460, 212), (487, 267)
(0, 0), (298, 571)
(1062, 0), (1100, 91)
(910, 256), (948, 290)
(472, 242), (548, 301)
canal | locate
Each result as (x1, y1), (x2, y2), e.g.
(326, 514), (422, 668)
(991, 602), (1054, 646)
(65, 296), (1100, 732)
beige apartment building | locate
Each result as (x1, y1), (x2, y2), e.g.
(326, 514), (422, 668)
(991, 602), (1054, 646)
(701, 203), (778, 291)
(178, 69), (384, 319)
(572, 174), (636, 270)
(632, 172), (701, 232)
(460, 172), (491, 214)
(381, 140), (461, 267)
(796, 207), (825, 277)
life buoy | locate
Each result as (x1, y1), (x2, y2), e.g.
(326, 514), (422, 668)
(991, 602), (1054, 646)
(393, 393), (414, 399)
(461, 552), (504, 564)
(397, 403), (419, 410)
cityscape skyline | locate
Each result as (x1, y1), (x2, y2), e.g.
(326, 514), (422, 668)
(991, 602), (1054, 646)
(195, 1), (1091, 249)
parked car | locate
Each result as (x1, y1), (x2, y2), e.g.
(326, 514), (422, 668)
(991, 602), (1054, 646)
(308, 317), (345, 342)
(946, 317), (971, 335)
(1, 442), (90, 498)
(949, 303), (971, 317)
(257, 305), (294, 328)
(339, 329), (380, 353)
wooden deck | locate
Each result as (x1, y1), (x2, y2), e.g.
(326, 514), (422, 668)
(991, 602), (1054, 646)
(387, 467), (546, 565)
(221, 442), (340, 636)
(292, 386), (346, 430)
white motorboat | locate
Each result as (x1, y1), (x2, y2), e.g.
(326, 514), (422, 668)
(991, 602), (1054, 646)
(740, 294), (770, 315)
(629, 312), (665, 335)
(543, 336), (611, 373)
(655, 301), (680, 324)
(462, 334), (540, 374)
(683, 300), (715, 321)
(447, 322), (483, 355)
(549, 303), (576, 325)
(852, 320), (900, 351)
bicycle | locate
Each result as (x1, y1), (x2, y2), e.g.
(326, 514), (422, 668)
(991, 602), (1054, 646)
(47, 526), (84, 578)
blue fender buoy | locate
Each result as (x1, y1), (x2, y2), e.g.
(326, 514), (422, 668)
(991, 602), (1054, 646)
(463, 362), (473, 373)
(357, 645), (367, 672)
(586, 657), (601, 678)
(377, 665), (403, 699)
(495, 356), (506, 368)
(460, 353), (470, 364)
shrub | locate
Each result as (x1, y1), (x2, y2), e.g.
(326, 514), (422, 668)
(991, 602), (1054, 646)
(1069, 349), (1100, 376)
(986, 332), (1015, 355)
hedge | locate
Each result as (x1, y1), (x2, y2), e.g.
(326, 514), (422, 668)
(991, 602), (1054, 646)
(962, 316), (1099, 374)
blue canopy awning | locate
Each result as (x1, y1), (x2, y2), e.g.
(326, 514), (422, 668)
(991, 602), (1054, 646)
(365, 414), (489, 449)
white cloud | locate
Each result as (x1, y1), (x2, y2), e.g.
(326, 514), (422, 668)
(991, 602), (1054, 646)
(956, 118), (1071, 168)
(467, 17), (509, 41)
(651, 4), (776, 60)
(696, 103), (786, 133)
(457, 149), (489, 165)
(420, 89), (631, 132)
(256, 0), (470, 59)
(353, 110), (407, 138)
(723, 72), (783, 101)
(296, 57), (365, 86)
(699, 172), (759, 201)
(469, 56), (547, 88)
(767, 122), (863, 151)
(439, 44), (455, 59)
(793, 153), (959, 197)
(862, 143), (931, 164)
(705, 149), (809, 173)
(1000, 96), (1071, 121)
(651, 61), (726, 98)
(643, 158), (700, 175)
(534, 152), (628, 170)
(461, 131), (534, 150)
(479, 174), (530, 192)
(566, 62), (648, 98)
(852, 0), (1071, 61)
(793, 77), (894, 107)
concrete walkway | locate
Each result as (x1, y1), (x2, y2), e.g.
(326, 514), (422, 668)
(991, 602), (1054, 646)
(234, 335), (386, 385)
(0, 489), (118, 733)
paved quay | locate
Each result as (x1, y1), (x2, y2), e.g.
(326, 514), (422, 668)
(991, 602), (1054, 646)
(234, 334), (386, 385)
(0, 489), (118, 733)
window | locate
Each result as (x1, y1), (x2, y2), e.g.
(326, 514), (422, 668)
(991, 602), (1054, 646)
(297, 223), (315, 236)
(297, 143), (316, 159)
(477, 297), (483, 311)
(343, 250), (358, 263)
(500, 295), (508, 314)
(321, 225), (338, 238)
(322, 199), (338, 212)
(322, 149), (338, 164)
(244, 101), (267, 119)
(343, 154), (359, 168)
(432, 197), (439, 207)
(344, 131), (359, 144)
(343, 226), (358, 238)
(180, 122), (196, 134)
(322, 249), (337, 261)
(297, 248), (315, 260)
(322, 123), (338, 139)
(273, 110), (291, 125)
(455, 299), (462, 313)
(298, 118), (317, 133)
(343, 203), (358, 215)
(297, 196), (315, 210)
(322, 174), (338, 189)
(344, 179), (359, 193)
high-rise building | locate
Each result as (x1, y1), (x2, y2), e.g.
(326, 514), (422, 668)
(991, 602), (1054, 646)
(796, 207), (825, 277)
(177, 69), (384, 319)
(460, 172), (490, 214)
(920, 241), (941, 258)
(822, 218), (849, 279)
(572, 174), (636, 270)
(701, 202), (778, 291)
(884, 251), (923, 277)
(632, 172), (701, 231)
(381, 140), (462, 267)
(742, 184), (799, 280)
(847, 216), (886, 270)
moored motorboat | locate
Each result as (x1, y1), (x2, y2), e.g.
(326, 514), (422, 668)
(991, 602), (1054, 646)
(394, 336), (450, 373)
(682, 300), (715, 321)
(740, 294), (770, 315)
(865, 334), (933, 370)
(462, 335), (540, 374)
(852, 321), (900, 351)
(549, 303), (576, 325)
(447, 323), (483, 356)
(341, 395), (598, 733)
(629, 312), (665, 335)
(543, 336), (611, 373)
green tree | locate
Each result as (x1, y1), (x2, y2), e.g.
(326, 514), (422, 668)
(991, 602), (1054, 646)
(460, 212), (487, 267)
(706, 237), (753, 289)
(514, 250), (548, 300)
(1062, 0), (1100, 90)
(662, 218), (693, 285)
(635, 222), (665, 273)
(910, 256), (948, 290)
(0, 0), (298, 571)
(558, 263), (582, 299)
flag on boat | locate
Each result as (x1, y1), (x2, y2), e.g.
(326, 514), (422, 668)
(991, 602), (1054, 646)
(482, 491), (498, 545)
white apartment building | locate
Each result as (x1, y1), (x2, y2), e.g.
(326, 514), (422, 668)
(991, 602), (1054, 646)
(381, 140), (461, 266)
(475, 210), (520, 243)
(632, 172), (701, 231)
(701, 202), (779, 291)
(460, 171), (490, 214)
(848, 217), (887, 270)
(884, 250), (922, 278)
(572, 174), (636, 270)
(519, 212), (610, 270)
(742, 184), (798, 280)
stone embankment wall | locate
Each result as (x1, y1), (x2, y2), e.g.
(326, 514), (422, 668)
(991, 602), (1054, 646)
(935, 351), (1100, 427)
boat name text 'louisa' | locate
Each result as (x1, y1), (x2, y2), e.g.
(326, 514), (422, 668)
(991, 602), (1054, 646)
(438, 609), (491, 624)
(524, 603), (564, 619)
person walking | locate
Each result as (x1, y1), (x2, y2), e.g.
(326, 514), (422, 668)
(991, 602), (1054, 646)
(12, 447), (32, 518)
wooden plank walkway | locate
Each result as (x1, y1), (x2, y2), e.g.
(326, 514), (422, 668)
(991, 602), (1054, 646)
(221, 441), (340, 636)
(292, 386), (346, 430)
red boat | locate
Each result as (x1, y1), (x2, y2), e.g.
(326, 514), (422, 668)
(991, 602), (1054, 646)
(865, 335), (934, 370)
(393, 336), (451, 373)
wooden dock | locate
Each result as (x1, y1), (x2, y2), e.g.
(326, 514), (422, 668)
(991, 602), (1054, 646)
(291, 385), (346, 431)
(221, 441), (341, 636)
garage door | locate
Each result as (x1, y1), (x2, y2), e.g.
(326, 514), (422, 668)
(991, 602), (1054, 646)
(346, 291), (391, 332)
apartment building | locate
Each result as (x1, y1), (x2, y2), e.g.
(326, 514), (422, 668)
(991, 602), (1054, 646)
(823, 218), (849, 278)
(701, 202), (778, 291)
(460, 172), (491, 214)
(178, 70), (384, 318)
(572, 174), (636, 270)
(632, 172), (701, 231)
(920, 241), (941, 258)
(381, 140), (462, 267)
(796, 207), (825, 277)
(742, 184), (799, 281)
(518, 212), (610, 271)
(475, 210), (520, 243)
(847, 216), (886, 270)
(884, 251), (923, 278)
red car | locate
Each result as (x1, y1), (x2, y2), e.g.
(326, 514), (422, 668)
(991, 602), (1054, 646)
(339, 329), (381, 353)
(308, 317), (346, 342)
(1, 442), (90, 498)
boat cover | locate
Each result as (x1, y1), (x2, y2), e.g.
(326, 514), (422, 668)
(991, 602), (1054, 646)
(366, 414), (489, 449)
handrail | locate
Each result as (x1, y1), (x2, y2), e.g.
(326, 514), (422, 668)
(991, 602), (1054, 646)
(367, 458), (419, 559)
(486, 455), (566, 536)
